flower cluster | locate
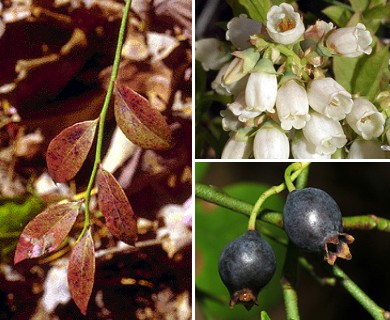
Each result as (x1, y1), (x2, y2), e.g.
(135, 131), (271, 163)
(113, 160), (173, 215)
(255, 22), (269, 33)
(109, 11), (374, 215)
(196, 3), (389, 159)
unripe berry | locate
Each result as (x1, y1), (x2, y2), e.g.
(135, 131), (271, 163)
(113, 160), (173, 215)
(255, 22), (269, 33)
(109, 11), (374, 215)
(218, 230), (276, 310)
(283, 187), (354, 265)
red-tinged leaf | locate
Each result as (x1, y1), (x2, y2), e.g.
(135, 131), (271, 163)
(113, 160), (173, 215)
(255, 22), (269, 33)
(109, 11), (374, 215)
(97, 165), (138, 244)
(114, 83), (172, 150)
(68, 228), (95, 315)
(14, 202), (81, 264)
(46, 119), (98, 183)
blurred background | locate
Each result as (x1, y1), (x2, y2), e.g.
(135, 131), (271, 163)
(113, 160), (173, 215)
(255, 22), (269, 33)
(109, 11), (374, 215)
(195, 162), (390, 319)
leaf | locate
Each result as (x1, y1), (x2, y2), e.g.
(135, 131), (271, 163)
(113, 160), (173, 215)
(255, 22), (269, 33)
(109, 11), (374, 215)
(114, 83), (172, 150)
(14, 202), (81, 264)
(333, 56), (359, 92)
(46, 119), (98, 183)
(97, 165), (138, 244)
(261, 311), (272, 320)
(354, 45), (389, 100)
(350, 0), (369, 12)
(68, 228), (95, 315)
(237, 0), (271, 23)
(322, 5), (353, 27)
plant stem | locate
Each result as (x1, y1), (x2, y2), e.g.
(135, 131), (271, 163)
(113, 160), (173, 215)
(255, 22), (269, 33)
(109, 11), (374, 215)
(77, 0), (132, 242)
(248, 162), (310, 230)
(281, 243), (300, 320)
(298, 257), (336, 286)
(195, 183), (283, 227)
(343, 215), (390, 232)
(332, 265), (388, 320)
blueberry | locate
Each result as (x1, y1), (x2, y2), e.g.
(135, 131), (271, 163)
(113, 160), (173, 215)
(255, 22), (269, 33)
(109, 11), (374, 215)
(283, 187), (354, 265)
(218, 230), (276, 310)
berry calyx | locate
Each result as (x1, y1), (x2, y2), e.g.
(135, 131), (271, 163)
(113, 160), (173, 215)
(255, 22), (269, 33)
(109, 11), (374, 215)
(283, 187), (354, 265)
(218, 230), (276, 310)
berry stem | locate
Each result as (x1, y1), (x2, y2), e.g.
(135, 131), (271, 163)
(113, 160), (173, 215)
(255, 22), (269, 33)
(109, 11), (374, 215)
(343, 215), (390, 232)
(298, 257), (336, 286)
(332, 265), (388, 320)
(77, 0), (132, 243)
(195, 183), (283, 227)
(248, 162), (311, 230)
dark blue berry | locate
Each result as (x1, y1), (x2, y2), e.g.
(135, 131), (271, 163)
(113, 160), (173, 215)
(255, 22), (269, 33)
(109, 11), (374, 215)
(218, 230), (276, 310)
(283, 187), (354, 265)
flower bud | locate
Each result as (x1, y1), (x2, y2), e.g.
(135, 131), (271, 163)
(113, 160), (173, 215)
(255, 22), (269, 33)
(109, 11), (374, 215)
(326, 23), (372, 58)
(253, 123), (289, 159)
(346, 98), (385, 140)
(307, 78), (353, 121)
(347, 140), (386, 159)
(291, 131), (331, 159)
(266, 3), (305, 45)
(226, 14), (262, 50)
(222, 137), (252, 159)
(276, 80), (310, 130)
(303, 112), (347, 155)
(245, 59), (277, 113)
(195, 38), (231, 71)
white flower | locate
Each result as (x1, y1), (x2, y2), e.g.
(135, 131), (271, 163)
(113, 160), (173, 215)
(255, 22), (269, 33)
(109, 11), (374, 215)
(291, 131), (331, 159)
(226, 14), (262, 50)
(347, 140), (386, 159)
(195, 38), (231, 71)
(307, 77), (353, 121)
(346, 98), (385, 140)
(228, 92), (262, 123)
(303, 112), (347, 155)
(245, 61), (277, 113)
(326, 23), (372, 58)
(266, 3), (305, 45)
(223, 57), (247, 85)
(211, 63), (249, 96)
(305, 20), (334, 42)
(276, 80), (310, 130)
(221, 137), (252, 159)
(253, 123), (289, 159)
(220, 108), (242, 132)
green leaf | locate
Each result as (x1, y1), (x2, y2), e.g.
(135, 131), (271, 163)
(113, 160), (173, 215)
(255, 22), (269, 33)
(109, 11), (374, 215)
(354, 46), (390, 100)
(363, 4), (390, 20)
(322, 5), (353, 27)
(196, 183), (285, 319)
(261, 310), (272, 320)
(237, 0), (272, 23)
(350, 0), (369, 12)
(333, 56), (360, 92)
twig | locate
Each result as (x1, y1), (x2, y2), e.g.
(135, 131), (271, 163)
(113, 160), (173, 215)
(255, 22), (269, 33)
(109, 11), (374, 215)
(298, 257), (336, 286)
(343, 215), (390, 232)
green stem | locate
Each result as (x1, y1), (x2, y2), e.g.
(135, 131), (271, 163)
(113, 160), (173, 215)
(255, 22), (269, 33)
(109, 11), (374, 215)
(343, 215), (390, 232)
(281, 243), (300, 320)
(298, 257), (336, 286)
(195, 183), (283, 227)
(77, 0), (132, 242)
(332, 265), (388, 320)
(248, 162), (310, 230)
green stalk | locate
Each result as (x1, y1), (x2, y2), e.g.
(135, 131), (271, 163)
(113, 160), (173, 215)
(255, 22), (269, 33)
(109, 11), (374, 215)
(77, 0), (132, 242)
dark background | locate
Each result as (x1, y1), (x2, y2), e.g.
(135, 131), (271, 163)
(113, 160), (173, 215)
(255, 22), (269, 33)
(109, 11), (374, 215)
(197, 162), (390, 320)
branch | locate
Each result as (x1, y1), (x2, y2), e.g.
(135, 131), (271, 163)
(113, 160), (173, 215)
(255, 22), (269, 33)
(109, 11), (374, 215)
(195, 183), (283, 227)
(343, 215), (390, 232)
(332, 265), (390, 320)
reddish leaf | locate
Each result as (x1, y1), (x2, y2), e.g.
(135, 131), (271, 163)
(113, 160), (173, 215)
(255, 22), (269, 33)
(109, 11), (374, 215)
(114, 83), (172, 150)
(97, 165), (138, 244)
(46, 119), (98, 183)
(68, 228), (95, 315)
(14, 202), (81, 264)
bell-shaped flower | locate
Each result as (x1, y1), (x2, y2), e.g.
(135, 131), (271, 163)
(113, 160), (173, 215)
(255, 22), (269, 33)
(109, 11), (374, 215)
(326, 23), (372, 58)
(226, 14), (262, 50)
(227, 92), (262, 124)
(291, 131), (331, 159)
(223, 48), (260, 85)
(346, 98), (385, 140)
(221, 136), (252, 159)
(347, 140), (386, 159)
(276, 79), (310, 130)
(195, 38), (231, 71)
(220, 108), (242, 132)
(307, 77), (353, 121)
(303, 112), (347, 155)
(245, 59), (277, 113)
(253, 122), (289, 159)
(211, 63), (249, 96)
(266, 3), (305, 45)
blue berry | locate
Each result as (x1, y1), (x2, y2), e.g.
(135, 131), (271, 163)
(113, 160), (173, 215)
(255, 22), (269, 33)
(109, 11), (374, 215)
(218, 230), (276, 310)
(283, 187), (354, 265)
